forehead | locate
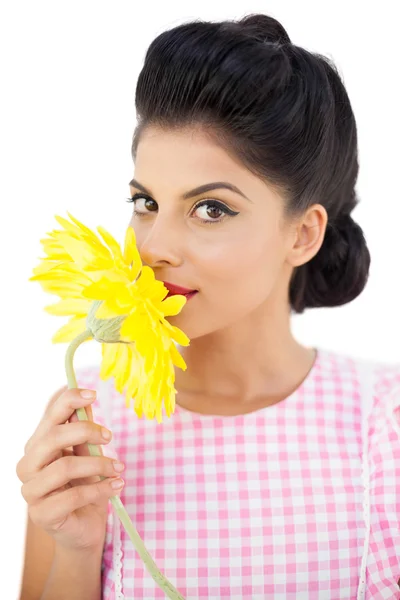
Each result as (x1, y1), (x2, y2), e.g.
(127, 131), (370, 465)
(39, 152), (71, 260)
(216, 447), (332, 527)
(132, 126), (279, 205)
(134, 126), (241, 176)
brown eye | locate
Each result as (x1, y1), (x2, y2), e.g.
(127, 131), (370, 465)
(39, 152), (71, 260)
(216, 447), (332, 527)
(127, 194), (158, 215)
(205, 205), (223, 219)
(143, 198), (157, 211)
(192, 199), (239, 224)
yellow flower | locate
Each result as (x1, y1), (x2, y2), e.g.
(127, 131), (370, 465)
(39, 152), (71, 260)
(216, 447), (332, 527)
(30, 212), (190, 423)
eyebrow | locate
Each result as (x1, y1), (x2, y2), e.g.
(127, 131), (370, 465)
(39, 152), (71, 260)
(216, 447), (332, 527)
(128, 178), (253, 202)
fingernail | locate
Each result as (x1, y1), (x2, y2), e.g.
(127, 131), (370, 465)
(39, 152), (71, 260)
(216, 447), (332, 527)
(80, 389), (96, 399)
(111, 478), (124, 489)
(102, 428), (112, 440)
(113, 461), (125, 473)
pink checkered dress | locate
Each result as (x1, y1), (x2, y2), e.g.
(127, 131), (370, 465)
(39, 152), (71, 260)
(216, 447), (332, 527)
(75, 347), (400, 599)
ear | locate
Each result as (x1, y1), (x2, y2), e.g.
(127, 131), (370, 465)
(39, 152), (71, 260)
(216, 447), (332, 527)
(286, 204), (328, 268)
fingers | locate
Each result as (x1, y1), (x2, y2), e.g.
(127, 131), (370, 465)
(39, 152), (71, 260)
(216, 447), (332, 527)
(27, 476), (125, 531)
(21, 455), (124, 504)
(45, 387), (97, 430)
(16, 420), (112, 484)
(23, 388), (98, 455)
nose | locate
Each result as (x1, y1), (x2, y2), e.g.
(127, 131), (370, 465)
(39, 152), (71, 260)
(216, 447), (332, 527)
(136, 216), (183, 269)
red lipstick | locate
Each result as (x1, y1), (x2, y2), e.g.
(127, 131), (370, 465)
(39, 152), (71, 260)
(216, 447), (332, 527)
(162, 281), (198, 300)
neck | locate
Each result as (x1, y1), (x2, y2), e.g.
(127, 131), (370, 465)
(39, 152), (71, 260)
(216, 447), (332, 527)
(174, 301), (316, 408)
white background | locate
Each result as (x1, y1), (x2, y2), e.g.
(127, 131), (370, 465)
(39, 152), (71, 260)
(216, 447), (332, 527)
(1, 1), (398, 597)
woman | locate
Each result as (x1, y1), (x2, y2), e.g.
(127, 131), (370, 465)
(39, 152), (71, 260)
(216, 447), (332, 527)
(17, 13), (400, 599)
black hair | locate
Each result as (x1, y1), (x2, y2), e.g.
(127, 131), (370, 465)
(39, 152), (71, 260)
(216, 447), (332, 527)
(131, 13), (371, 313)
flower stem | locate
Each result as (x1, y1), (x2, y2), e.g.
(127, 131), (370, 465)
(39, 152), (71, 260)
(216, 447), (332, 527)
(65, 329), (186, 600)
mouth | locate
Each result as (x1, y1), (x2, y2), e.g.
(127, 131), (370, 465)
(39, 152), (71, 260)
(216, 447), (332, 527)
(162, 281), (198, 301)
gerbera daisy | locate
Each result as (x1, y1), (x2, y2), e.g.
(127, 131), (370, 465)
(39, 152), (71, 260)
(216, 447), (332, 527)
(30, 211), (190, 423)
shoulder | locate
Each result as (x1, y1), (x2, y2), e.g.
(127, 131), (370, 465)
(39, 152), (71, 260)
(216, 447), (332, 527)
(358, 355), (400, 445)
(331, 351), (400, 487)
(367, 357), (400, 465)
(316, 348), (400, 453)
(351, 351), (400, 418)
(318, 348), (400, 419)
(318, 346), (400, 384)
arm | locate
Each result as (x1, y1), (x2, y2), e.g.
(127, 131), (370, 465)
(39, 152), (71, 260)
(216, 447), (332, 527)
(18, 514), (55, 599)
(18, 512), (104, 600)
(40, 544), (103, 600)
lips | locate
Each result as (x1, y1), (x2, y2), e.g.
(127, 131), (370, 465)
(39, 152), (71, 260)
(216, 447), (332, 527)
(162, 281), (198, 300)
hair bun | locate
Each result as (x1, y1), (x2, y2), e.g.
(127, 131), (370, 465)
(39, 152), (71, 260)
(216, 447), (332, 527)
(290, 213), (371, 313)
(239, 14), (291, 45)
(335, 213), (355, 232)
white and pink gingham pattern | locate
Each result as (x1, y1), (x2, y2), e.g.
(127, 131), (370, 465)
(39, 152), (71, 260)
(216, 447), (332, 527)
(75, 347), (400, 599)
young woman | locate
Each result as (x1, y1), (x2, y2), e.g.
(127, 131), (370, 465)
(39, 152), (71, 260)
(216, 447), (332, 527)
(17, 13), (400, 599)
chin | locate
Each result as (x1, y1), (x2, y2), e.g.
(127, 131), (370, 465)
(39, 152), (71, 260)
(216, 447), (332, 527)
(166, 313), (224, 341)
(167, 313), (198, 338)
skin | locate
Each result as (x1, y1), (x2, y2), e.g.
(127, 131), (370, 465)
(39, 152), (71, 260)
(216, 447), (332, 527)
(128, 125), (328, 416)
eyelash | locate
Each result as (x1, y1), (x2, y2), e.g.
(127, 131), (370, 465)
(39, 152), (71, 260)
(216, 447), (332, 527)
(125, 193), (239, 225)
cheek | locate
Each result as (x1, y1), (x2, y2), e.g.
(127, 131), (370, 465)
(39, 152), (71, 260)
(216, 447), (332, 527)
(129, 221), (150, 262)
(199, 230), (284, 293)
(166, 230), (286, 338)
(216, 232), (288, 317)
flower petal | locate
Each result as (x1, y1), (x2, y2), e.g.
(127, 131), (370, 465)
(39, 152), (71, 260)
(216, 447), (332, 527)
(44, 298), (92, 316)
(54, 214), (85, 237)
(29, 259), (69, 278)
(100, 342), (119, 379)
(83, 279), (132, 305)
(162, 321), (190, 346)
(169, 342), (187, 371)
(113, 343), (133, 393)
(136, 265), (155, 290)
(160, 294), (187, 316)
(66, 212), (101, 239)
(51, 316), (88, 343)
(123, 227), (142, 277)
(39, 239), (72, 261)
(37, 279), (88, 298)
(96, 226), (124, 263)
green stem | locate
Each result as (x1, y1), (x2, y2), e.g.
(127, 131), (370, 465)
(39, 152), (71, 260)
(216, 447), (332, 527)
(65, 329), (186, 600)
